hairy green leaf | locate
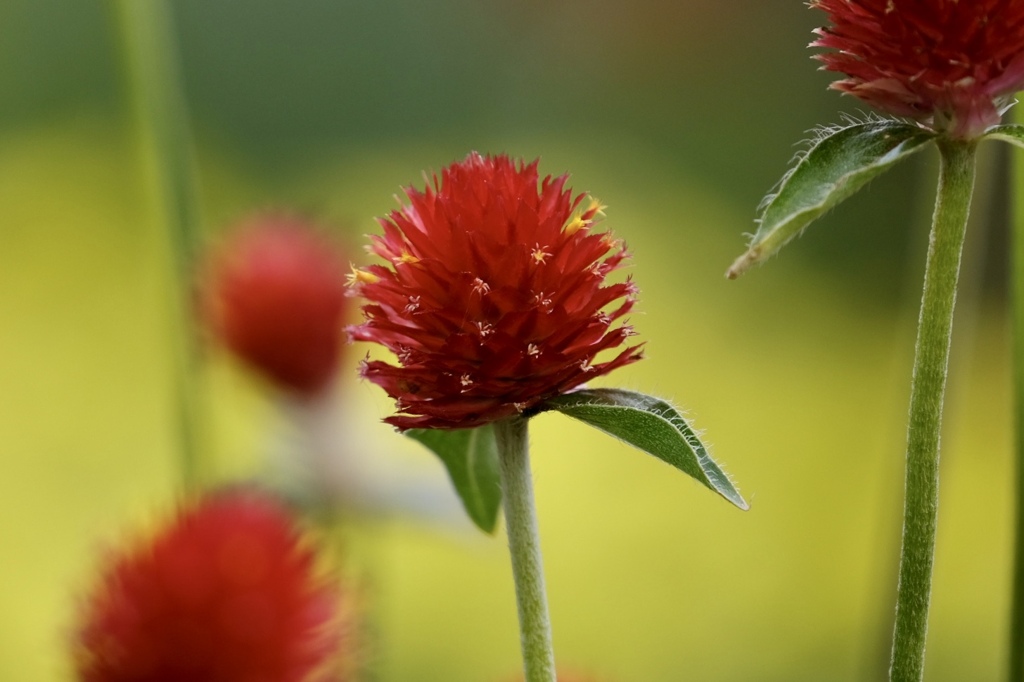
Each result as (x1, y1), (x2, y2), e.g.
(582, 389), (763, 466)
(543, 388), (747, 510)
(406, 425), (501, 533)
(727, 120), (935, 279)
(984, 123), (1024, 149)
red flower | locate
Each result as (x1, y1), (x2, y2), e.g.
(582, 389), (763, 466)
(75, 490), (344, 682)
(811, 0), (1024, 138)
(202, 216), (348, 397)
(348, 152), (643, 431)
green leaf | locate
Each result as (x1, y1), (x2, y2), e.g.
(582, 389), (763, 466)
(984, 123), (1024, 149)
(543, 388), (748, 510)
(727, 120), (935, 279)
(406, 425), (502, 533)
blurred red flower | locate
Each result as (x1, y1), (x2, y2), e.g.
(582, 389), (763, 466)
(203, 216), (348, 397)
(75, 490), (343, 682)
(812, 0), (1024, 138)
(348, 152), (643, 430)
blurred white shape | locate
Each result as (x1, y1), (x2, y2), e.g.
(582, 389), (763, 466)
(266, 386), (471, 529)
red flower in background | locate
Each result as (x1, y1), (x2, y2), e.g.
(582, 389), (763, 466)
(348, 152), (643, 431)
(75, 490), (344, 682)
(203, 216), (348, 397)
(812, 0), (1024, 138)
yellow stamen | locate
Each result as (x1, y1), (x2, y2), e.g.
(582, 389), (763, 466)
(565, 215), (588, 236)
(586, 196), (607, 216)
(565, 196), (607, 236)
(346, 265), (380, 287)
(601, 234), (622, 250)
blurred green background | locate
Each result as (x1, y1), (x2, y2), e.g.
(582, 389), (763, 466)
(0, 1), (1013, 680)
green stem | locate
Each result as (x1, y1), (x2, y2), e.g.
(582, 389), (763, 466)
(1010, 116), (1024, 682)
(495, 417), (556, 682)
(889, 138), (977, 682)
(113, 0), (205, 490)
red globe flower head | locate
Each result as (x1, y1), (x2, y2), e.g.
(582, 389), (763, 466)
(75, 490), (345, 682)
(202, 215), (348, 397)
(811, 0), (1024, 138)
(348, 152), (643, 431)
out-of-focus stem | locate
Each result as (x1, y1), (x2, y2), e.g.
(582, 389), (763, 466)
(113, 0), (205, 489)
(889, 138), (977, 682)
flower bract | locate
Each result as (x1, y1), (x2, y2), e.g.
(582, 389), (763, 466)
(202, 216), (348, 397)
(349, 152), (643, 430)
(812, 0), (1024, 138)
(75, 490), (343, 682)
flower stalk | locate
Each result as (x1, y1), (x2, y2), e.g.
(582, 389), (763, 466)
(114, 0), (206, 489)
(495, 417), (556, 682)
(890, 138), (977, 682)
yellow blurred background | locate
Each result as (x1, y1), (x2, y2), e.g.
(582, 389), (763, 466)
(0, 1), (1013, 680)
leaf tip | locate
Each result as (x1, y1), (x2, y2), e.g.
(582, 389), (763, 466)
(726, 248), (759, 279)
(715, 484), (749, 511)
(476, 516), (500, 535)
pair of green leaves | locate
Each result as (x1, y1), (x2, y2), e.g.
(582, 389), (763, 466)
(408, 388), (748, 534)
(726, 119), (1024, 279)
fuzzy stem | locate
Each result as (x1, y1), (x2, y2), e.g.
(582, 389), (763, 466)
(495, 417), (556, 682)
(1010, 121), (1024, 682)
(889, 138), (977, 682)
(114, 0), (205, 490)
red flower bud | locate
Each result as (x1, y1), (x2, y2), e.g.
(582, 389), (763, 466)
(203, 216), (348, 397)
(348, 152), (643, 430)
